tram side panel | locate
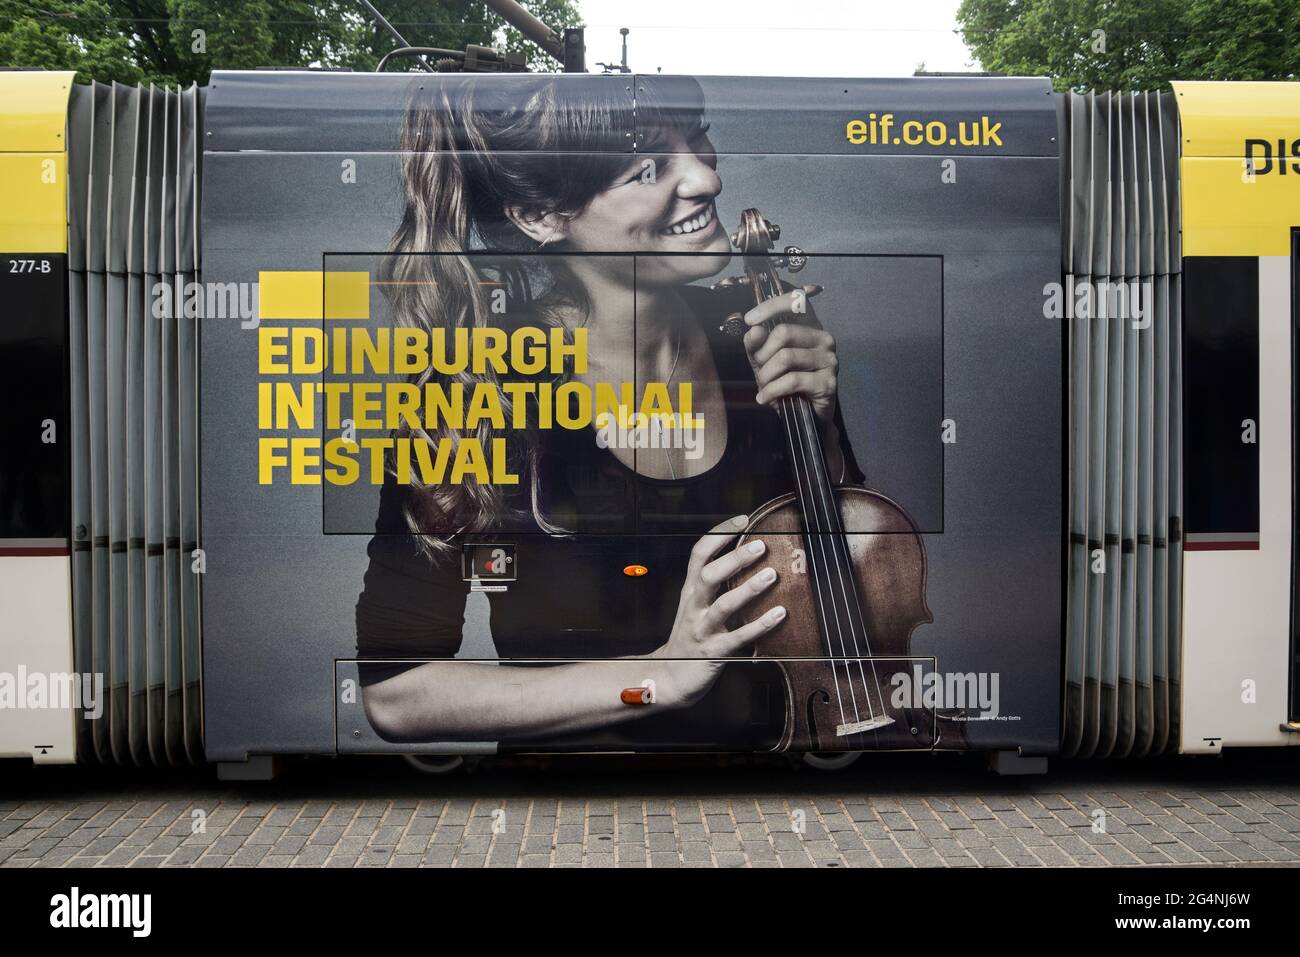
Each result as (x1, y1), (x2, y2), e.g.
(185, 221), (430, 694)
(1173, 81), (1300, 752)
(0, 72), (77, 764)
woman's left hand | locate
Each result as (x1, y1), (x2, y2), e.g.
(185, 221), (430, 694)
(742, 284), (838, 425)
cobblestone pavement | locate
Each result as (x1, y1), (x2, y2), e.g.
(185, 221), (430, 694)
(2, 751), (1299, 868)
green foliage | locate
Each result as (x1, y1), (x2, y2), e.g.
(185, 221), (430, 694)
(957, 0), (1300, 90)
(372, 0), (582, 71)
(0, 0), (583, 86)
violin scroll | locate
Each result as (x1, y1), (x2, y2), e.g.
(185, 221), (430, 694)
(728, 209), (806, 284)
(730, 208), (780, 255)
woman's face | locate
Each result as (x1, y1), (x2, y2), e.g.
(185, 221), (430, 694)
(561, 126), (731, 286)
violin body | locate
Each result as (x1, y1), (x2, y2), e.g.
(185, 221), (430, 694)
(721, 206), (964, 753)
(730, 487), (952, 752)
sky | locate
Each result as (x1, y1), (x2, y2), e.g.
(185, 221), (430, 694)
(570, 0), (978, 77)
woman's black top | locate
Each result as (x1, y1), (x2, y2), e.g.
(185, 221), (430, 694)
(354, 283), (864, 749)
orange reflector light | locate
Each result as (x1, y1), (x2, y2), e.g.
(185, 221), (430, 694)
(623, 564), (648, 577)
(621, 687), (653, 705)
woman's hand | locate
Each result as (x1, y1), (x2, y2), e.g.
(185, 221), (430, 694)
(742, 284), (839, 425)
(648, 514), (787, 710)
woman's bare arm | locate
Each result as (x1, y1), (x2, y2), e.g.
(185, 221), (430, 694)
(362, 515), (789, 742)
(362, 658), (682, 742)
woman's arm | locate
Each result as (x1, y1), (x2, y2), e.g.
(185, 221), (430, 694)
(363, 658), (681, 741)
(361, 514), (788, 742)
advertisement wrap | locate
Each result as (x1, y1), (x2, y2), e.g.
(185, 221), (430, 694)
(198, 72), (1063, 760)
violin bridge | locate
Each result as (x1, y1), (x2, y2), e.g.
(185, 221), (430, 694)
(836, 716), (895, 737)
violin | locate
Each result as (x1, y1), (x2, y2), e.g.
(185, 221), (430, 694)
(723, 209), (959, 752)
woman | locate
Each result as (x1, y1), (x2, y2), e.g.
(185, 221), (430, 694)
(356, 74), (862, 747)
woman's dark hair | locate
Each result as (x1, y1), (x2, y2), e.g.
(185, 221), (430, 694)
(383, 74), (706, 552)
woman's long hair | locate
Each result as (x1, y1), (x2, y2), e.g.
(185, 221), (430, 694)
(384, 73), (706, 554)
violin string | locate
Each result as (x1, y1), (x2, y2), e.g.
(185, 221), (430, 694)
(790, 367), (885, 721)
(791, 395), (870, 724)
(773, 390), (857, 727)
(771, 271), (888, 726)
(763, 264), (880, 709)
(773, 370), (857, 729)
(761, 263), (884, 727)
(774, 294), (889, 730)
(750, 278), (854, 730)
(755, 274), (864, 730)
(740, 215), (896, 740)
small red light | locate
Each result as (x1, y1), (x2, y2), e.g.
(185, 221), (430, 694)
(623, 564), (648, 577)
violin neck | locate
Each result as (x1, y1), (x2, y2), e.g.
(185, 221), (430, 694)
(750, 264), (845, 537)
(771, 394), (839, 535)
(734, 212), (887, 685)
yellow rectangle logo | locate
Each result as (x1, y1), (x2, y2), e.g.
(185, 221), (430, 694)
(258, 270), (370, 320)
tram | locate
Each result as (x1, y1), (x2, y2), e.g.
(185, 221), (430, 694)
(1, 65), (1296, 775)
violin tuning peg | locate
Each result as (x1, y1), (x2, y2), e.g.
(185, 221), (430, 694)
(783, 245), (808, 273)
(765, 221), (781, 241)
(719, 312), (746, 337)
(711, 275), (745, 289)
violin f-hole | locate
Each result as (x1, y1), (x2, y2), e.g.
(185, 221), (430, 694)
(805, 687), (832, 748)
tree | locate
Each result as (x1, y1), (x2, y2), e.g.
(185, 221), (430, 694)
(0, 0), (582, 86)
(956, 0), (1300, 91)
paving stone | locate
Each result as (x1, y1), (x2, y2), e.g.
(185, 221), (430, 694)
(681, 841), (712, 863)
(258, 808), (295, 828)
(1028, 842), (1072, 866)
(34, 848), (79, 867)
(879, 811), (915, 831)
(230, 846), (270, 867)
(308, 825), (345, 846)
(291, 845), (331, 866)
(673, 803), (703, 824)
(678, 822), (708, 842)
(617, 846), (647, 865)
(553, 843), (582, 865)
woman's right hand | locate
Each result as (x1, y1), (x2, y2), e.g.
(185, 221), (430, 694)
(648, 514), (787, 709)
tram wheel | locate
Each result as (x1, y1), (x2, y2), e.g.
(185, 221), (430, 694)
(402, 754), (465, 775)
(801, 751), (862, 771)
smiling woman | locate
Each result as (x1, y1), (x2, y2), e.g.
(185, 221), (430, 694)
(380, 74), (745, 542)
(355, 72), (863, 747)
